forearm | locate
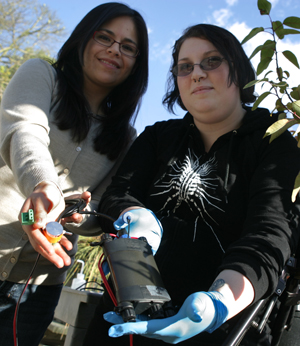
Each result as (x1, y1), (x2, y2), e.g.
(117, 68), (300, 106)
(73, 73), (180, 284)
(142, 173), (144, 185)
(209, 269), (254, 320)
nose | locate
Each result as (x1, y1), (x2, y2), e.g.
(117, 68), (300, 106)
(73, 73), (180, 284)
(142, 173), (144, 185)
(191, 64), (207, 81)
(107, 41), (121, 56)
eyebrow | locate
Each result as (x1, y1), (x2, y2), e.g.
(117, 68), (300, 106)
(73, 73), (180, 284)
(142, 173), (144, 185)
(98, 28), (138, 46)
(178, 49), (220, 62)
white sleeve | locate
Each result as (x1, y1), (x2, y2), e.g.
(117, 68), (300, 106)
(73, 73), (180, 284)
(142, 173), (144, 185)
(0, 58), (59, 197)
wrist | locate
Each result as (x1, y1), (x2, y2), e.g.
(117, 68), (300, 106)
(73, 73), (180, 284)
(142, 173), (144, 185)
(34, 180), (63, 197)
(205, 291), (229, 333)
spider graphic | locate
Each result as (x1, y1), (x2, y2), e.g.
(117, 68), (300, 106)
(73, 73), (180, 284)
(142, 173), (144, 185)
(151, 149), (225, 251)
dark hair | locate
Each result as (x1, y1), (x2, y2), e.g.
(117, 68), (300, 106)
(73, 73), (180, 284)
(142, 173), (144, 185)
(52, 2), (148, 160)
(163, 24), (256, 114)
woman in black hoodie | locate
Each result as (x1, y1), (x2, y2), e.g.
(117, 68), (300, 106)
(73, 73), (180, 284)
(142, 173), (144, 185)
(84, 24), (300, 346)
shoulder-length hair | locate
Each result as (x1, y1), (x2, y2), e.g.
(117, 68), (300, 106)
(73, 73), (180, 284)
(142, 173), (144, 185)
(163, 24), (256, 114)
(52, 2), (148, 160)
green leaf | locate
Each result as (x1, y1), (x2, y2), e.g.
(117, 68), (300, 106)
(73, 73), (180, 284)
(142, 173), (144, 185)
(291, 86), (300, 100)
(283, 70), (290, 78)
(249, 44), (264, 60)
(249, 40), (275, 60)
(292, 172), (300, 202)
(283, 16), (300, 29)
(273, 21), (285, 39)
(252, 91), (271, 110)
(276, 67), (283, 80)
(243, 78), (269, 89)
(264, 118), (298, 142)
(257, 57), (272, 75)
(278, 112), (286, 119)
(264, 71), (273, 78)
(282, 50), (300, 68)
(276, 98), (286, 111)
(289, 100), (300, 117)
(261, 48), (275, 60)
(241, 27), (264, 45)
(281, 28), (300, 35)
(258, 0), (272, 15)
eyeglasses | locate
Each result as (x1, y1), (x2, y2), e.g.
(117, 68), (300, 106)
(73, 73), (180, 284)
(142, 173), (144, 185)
(93, 31), (139, 58)
(172, 56), (225, 76)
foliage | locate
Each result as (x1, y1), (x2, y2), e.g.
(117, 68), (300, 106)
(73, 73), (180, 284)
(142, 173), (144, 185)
(242, 0), (300, 200)
(0, 0), (65, 100)
(65, 236), (104, 291)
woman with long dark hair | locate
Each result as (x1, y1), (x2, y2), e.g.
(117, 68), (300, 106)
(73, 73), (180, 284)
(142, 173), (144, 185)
(0, 3), (148, 346)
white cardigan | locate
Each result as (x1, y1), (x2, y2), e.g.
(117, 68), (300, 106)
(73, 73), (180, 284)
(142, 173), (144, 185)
(0, 59), (136, 285)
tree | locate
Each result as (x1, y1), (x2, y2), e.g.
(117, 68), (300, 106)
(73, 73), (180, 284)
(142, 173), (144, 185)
(242, 0), (300, 200)
(0, 0), (65, 100)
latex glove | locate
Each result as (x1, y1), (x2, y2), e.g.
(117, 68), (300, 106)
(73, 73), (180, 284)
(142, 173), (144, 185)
(113, 208), (163, 255)
(104, 291), (228, 344)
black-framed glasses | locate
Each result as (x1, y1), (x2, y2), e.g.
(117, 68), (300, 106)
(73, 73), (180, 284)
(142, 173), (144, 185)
(172, 56), (225, 76)
(93, 31), (139, 58)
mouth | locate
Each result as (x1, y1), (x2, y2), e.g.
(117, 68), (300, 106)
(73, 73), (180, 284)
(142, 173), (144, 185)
(192, 86), (213, 94)
(99, 58), (120, 69)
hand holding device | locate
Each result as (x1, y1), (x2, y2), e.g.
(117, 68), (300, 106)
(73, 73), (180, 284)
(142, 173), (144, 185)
(113, 208), (163, 255)
(19, 181), (73, 268)
(104, 291), (228, 344)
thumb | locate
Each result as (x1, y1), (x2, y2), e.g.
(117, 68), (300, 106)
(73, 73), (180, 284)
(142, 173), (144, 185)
(113, 211), (135, 230)
(185, 293), (212, 323)
(113, 214), (128, 230)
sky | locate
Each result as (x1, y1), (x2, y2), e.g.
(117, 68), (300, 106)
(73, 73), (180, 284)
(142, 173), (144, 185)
(38, 0), (300, 134)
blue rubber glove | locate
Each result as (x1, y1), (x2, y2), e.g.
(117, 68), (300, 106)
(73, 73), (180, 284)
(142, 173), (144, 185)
(103, 291), (228, 344)
(113, 208), (163, 255)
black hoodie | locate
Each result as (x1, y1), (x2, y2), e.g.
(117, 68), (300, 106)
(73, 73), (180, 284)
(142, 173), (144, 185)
(98, 106), (300, 344)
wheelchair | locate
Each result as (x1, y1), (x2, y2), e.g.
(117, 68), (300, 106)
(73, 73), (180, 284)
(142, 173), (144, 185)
(222, 255), (300, 346)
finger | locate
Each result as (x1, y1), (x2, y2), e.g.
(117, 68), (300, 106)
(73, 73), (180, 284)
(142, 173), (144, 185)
(104, 312), (149, 325)
(32, 199), (51, 229)
(59, 236), (73, 251)
(81, 191), (91, 203)
(62, 213), (83, 224)
(113, 215), (128, 230)
(27, 232), (65, 268)
(25, 227), (55, 256)
(108, 321), (149, 338)
(53, 242), (72, 266)
(186, 298), (203, 323)
(103, 312), (125, 325)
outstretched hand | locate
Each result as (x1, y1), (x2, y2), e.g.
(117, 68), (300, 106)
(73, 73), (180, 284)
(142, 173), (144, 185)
(19, 181), (72, 268)
(104, 291), (228, 344)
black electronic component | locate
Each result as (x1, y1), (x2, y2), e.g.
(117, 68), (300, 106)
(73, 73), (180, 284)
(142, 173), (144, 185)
(99, 233), (174, 322)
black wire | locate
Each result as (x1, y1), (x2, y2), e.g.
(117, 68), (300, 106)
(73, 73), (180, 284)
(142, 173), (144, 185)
(14, 199), (114, 345)
(80, 210), (116, 223)
(57, 198), (87, 221)
(14, 253), (41, 346)
(57, 198), (116, 223)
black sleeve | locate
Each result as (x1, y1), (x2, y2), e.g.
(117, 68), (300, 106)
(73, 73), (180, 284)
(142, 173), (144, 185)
(98, 123), (162, 232)
(219, 131), (300, 301)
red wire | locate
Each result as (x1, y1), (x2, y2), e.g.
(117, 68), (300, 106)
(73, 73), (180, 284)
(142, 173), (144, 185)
(99, 244), (133, 346)
(13, 278), (31, 346)
(13, 253), (41, 346)
(98, 253), (117, 306)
